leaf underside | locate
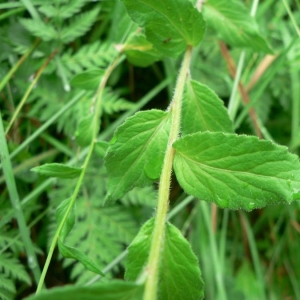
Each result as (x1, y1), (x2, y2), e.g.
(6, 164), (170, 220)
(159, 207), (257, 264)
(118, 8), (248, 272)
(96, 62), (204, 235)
(173, 132), (300, 211)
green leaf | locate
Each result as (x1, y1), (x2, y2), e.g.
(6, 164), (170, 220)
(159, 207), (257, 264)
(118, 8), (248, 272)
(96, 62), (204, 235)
(182, 80), (233, 135)
(25, 281), (144, 300)
(125, 218), (204, 300)
(71, 69), (104, 90)
(58, 239), (104, 276)
(31, 163), (82, 179)
(203, 0), (272, 53)
(55, 198), (75, 241)
(75, 115), (94, 147)
(60, 7), (101, 43)
(173, 132), (300, 210)
(124, 33), (162, 67)
(105, 110), (171, 201)
(121, 0), (206, 57)
(20, 18), (57, 42)
(95, 141), (110, 158)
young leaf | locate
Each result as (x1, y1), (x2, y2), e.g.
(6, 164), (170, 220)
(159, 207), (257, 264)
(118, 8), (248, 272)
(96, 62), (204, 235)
(203, 0), (272, 53)
(173, 132), (300, 211)
(25, 281), (144, 300)
(75, 115), (94, 147)
(125, 218), (204, 300)
(121, 0), (206, 57)
(58, 239), (104, 276)
(105, 110), (171, 201)
(71, 69), (104, 90)
(55, 198), (75, 241)
(31, 163), (82, 179)
(182, 80), (233, 135)
(124, 33), (162, 67)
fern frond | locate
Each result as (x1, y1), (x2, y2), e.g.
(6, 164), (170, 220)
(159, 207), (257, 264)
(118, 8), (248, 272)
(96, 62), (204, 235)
(0, 274), (16, 294)
(60, 7), (100, 44)
(39, 0), (89, 19)
(0, 231), (24, 253)
(19, 18), (57, 42)
(0, 288), (13, 300)
(62, 41), (117, 75)
(102, 90), (134, 115)
(121, 186), (157, 207)
(0, 253), (31, 285)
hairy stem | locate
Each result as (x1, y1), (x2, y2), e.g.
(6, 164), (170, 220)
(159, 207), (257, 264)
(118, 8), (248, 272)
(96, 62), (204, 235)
(35, 54), (122, 294)
(143, 46), (193, 300)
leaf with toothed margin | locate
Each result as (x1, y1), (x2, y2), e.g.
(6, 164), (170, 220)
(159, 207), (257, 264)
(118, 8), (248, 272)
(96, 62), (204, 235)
(202, 0), (272, 53)
(125, 218), (204, 300)
(104, 110), (171, 202)
(182, 80), (233, 135)
(121, 0), (206, 57)
(173, 132), (300, 211)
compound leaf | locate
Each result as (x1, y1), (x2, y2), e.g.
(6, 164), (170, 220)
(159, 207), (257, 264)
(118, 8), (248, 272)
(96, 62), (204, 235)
(121, 0), (206, 57)
(173, 132), (300, 210)
(182, 80), (233, 135)
(105, 110), (171, 202)
(125, 218), (204, 300)
(203, 0), (272, 53)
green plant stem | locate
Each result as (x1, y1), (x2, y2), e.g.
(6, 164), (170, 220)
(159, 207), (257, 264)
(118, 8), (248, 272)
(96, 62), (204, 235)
(0, 7), (25, 21)
(35, 54), (122, 294)
(0, 79), (170, 229)
(143, 46), (193, 300)
(5, 50), (58, 134)
(0, 40), (39, 94)
(0, 112), (41, 285)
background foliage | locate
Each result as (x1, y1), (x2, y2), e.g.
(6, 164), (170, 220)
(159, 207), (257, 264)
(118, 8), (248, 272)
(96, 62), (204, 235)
(0, 0), (300, 299)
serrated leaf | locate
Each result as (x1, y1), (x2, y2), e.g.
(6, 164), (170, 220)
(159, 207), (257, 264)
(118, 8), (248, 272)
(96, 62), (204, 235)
(25, 281), (144, 300)
(71, 69), (104, 90)
(182, 80), (233, 135)
(203, 0), (272, 53)
(55, 198), (75, 241)
(105, 110), (171, 201)
(58, 239), (104, 276)
(121, 0), (206, 57)
(75, 115), (94, 147)
(125, 218), (204, 300)
(31, 163), (82, 179)
(124, 33), (162, 67)
(173, 132), (300, 210)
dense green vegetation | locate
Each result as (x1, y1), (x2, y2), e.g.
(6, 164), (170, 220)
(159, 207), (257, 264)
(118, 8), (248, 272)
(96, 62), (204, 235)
(0, 0), (300, 299)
